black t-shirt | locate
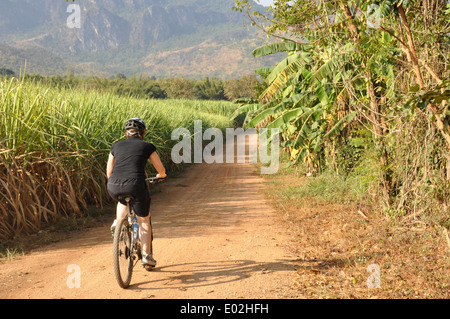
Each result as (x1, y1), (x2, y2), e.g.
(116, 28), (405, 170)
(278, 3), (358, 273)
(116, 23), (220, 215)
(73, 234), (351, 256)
(110, 137), (156, 180)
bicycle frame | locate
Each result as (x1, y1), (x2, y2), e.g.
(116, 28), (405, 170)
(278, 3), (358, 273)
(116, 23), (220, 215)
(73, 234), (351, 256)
(124, 199), (142, 265)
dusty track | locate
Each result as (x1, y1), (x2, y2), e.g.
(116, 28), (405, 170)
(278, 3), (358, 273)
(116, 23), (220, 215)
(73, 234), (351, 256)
(0, 134), (298, 299)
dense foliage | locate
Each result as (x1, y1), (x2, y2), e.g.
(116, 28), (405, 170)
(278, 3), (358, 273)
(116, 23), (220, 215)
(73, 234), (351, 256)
(0, 76), (236, 239)
(234, 0), (450, 221)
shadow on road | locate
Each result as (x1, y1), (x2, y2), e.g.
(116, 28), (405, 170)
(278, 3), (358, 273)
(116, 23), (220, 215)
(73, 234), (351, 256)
(129, 259), (297, 291)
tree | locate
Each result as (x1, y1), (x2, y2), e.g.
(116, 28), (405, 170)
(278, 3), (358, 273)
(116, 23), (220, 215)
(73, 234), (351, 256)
(114, 73), (127, 80)
(194, 77), (225, 100)
(160, 77), (196, 99)
(0, 68), (15, 76)
(224, 74), (258, 101)
(234, 0), (450, 213)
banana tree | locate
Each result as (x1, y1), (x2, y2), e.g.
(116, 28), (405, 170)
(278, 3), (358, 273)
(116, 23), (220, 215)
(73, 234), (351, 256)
(235, 40), (358, 172)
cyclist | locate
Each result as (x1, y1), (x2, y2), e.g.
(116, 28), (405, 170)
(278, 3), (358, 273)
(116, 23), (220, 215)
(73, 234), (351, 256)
(106, 118), (166, 268)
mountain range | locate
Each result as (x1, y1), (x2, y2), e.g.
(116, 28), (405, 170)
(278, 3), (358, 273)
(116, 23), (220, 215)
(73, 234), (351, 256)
(0, 0), (278, 78)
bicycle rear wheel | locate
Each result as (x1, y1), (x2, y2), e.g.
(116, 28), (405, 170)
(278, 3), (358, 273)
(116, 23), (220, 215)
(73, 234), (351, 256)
(113, 217), (134, 288)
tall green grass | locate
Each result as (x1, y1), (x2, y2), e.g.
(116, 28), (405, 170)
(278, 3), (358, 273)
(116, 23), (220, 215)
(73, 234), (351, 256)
(0, 76), (235, 239)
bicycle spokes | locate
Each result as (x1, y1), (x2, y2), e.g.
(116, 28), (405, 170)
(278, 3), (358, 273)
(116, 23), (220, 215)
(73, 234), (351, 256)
(113, 219), (134, 288)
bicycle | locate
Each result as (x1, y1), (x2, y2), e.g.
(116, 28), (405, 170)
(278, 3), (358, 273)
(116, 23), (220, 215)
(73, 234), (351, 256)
(112, 176), (165, 288)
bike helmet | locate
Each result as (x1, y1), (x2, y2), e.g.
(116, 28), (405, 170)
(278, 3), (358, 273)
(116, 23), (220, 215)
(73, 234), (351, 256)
(125, 118), (146, 131)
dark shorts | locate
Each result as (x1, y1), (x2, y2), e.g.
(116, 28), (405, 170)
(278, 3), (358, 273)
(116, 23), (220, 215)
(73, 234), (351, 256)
(107, 178), (151, 217)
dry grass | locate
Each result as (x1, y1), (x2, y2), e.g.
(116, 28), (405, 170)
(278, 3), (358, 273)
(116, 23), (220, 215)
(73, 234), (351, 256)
(262, 167), (450, 299)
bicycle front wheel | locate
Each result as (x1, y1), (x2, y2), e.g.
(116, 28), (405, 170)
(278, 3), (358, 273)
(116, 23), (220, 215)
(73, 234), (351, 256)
(113, 218), (134, 288)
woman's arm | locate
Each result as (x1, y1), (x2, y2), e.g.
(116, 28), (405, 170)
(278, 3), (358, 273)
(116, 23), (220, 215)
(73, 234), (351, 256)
(106, 153), (115, 179)
(150, 152), (166, 178)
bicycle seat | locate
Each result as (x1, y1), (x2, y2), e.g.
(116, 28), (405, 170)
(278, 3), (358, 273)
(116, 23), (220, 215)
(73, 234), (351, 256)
(117, 195), (135, 203)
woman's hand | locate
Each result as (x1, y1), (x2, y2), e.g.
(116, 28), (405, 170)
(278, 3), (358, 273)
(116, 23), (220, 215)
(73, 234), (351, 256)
(156, 173), (167, 181)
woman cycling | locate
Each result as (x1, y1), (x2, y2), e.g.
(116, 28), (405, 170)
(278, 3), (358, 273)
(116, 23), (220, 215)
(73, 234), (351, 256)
(106, 118), (166, 268)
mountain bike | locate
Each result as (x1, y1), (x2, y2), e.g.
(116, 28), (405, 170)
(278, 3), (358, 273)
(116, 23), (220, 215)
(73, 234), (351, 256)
(112, 176), (164, 289)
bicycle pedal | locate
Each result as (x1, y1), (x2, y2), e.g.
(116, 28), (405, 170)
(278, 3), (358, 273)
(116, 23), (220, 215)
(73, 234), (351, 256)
(144, 265), (155, 271)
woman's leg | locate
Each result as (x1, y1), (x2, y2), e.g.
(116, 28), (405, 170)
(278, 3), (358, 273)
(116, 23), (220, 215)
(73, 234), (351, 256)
(133, 185), (155, 266)
(136, 215), (153, 255)
(116, 202), (128, 220)
(111, 202), (128, 236)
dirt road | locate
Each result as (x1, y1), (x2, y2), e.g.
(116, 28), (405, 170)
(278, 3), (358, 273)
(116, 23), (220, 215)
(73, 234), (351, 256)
(0, 133), (298, 299)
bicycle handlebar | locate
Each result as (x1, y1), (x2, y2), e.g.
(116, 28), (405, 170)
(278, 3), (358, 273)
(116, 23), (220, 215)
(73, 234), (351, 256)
(146, 176), (166, 184)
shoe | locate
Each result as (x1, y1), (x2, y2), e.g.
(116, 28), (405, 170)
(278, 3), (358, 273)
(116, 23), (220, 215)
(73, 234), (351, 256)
(111, 219), (117, 238)
(142, 254), (157, 267)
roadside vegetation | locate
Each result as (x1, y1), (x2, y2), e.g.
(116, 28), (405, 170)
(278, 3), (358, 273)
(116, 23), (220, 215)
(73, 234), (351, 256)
(236, 0), (449, 298)
(234, 0), (449, 241)
(261, 155), (449, 298)
(0, 75), (235, 240)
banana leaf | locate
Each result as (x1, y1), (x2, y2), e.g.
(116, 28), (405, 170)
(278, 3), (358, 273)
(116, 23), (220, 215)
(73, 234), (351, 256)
(252, 41), (307, 58)
(323, 111), (357, 139)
